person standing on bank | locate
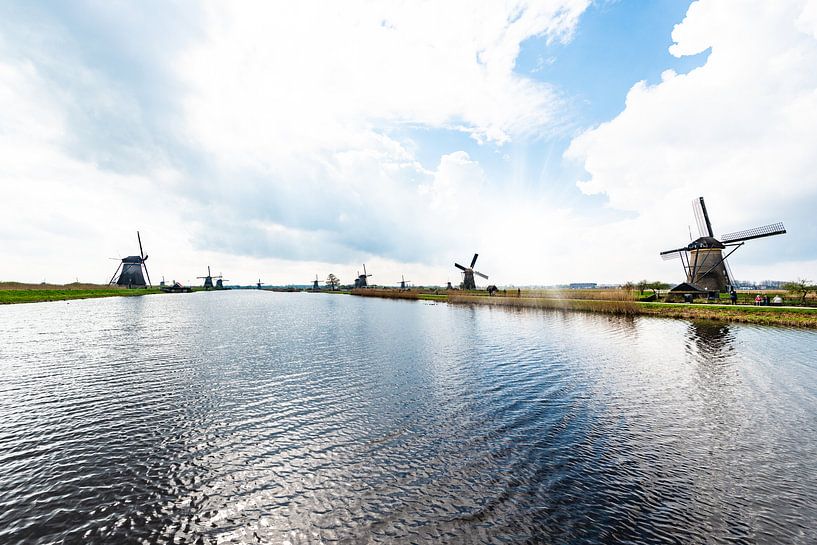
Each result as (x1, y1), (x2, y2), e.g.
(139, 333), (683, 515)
(730, 288), (738, 305)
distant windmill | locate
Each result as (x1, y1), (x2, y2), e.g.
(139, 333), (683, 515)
(215, 273), (228, 289)
(312, 274), (320, 290)
(257, 279), (262, 289)
(398, 275), (411, 289)
(197, 266), (222, 290)
(354, 264), (372, 288)
(455, 253), (488, 290)
(660, 196), (786, 292)
(109, 231), (151, 288)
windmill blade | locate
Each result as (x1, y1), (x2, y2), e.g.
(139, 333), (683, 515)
(660, 247), (688, 260)
(454, 263), (468, 271)
(660, 250), (684, 261)
(474, 271), (489, 280)
(692, 197), (714, 238)
(470, 253), (479, 268)
(137, 231), (145, 259)
(143, 262), (152, 287)
(721, 222), (786, 243)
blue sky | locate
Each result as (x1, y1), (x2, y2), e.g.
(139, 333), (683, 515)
(1, 1), (815, 286)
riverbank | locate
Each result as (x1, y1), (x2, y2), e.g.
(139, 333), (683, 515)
(0, 282), (165, 304)
(350, 288), (817, 328)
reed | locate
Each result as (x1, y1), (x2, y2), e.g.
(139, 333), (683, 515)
(351, 288), (422, 300)
(447, 293), (639, 316)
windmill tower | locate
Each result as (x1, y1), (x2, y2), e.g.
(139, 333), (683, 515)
(312, 275), (320, 290)
(354, 264), (372, 288)
(197, 266), (221, 290)
(257, 279), (262, 289)
(109, 231), (151, 288)
(398, 275), (411, 290)
(660, 196), (786, 292)
(215, 273), (228, 289)
(455, 253), (488, 290)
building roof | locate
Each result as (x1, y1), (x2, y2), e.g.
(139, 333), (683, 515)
(688, 236), (725, 250)
(669, 282), (708, 293)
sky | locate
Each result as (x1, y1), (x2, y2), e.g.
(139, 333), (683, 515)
(1, 0), (816, 287)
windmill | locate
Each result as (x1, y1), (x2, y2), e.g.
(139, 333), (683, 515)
(455, 253), (488, 290)
(398, 275), (411, 290)
(354, 264), (372, 288)
(197, 266), (222, 290)
(660, 196), (786, 293)
(257, 279), (262, 289)
(312, 274), (320, 290)
(215, 273), (228, 289)
(109, 231), (151, 288)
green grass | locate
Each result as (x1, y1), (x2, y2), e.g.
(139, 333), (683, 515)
(0, 287), (164, 304)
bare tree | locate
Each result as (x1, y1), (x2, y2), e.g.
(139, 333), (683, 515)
(783, 278), (815, 305)
(326, 274), (340, 290)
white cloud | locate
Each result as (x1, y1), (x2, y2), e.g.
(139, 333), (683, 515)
(172, 0), (593, 282)
(4, 0), (815, 287)
(566, 0), (817, 281)
(0, 1), (591, 285)
(181, 1), (588, 160)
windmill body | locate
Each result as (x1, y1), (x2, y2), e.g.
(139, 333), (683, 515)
(312, 275), (320, 290)
(660, 197), (786, 293)
(355, 264), (372, 288)
(399, 275), (411, 290)
(117, 256), (148, 287)
(109, 231), (151, 288)
(455, 253), (488, 290)
(197, 266), (222, 290)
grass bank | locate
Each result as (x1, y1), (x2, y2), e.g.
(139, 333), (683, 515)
(0, 282), (164, 305)
(349, 288), (817, 329)
(447, 295), (817, 328)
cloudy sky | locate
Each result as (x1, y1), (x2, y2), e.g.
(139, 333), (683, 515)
(1, 0), (815, 287)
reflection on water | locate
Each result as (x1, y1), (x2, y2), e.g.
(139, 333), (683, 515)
(0, 292), (815, 544)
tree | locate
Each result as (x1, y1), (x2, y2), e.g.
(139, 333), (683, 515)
(783, 278), (815, 305)
(646, 281), (671, 295)
(637, 280), (648, 294)
(326, 274), (340, 290)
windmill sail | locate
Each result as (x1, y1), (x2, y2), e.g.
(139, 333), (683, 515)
(692, 197), (714, 238)
(721, 222), (786, 243)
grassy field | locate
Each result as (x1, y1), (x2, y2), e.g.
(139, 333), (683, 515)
(349, 287), (817, 328)
(0, 282), (164, 304)
(446, 295), (817, 328)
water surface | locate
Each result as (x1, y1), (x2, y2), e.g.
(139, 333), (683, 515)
(0, 291), (815, 544)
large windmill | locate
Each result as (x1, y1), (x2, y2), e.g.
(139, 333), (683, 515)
(354, 264), (372, 288)
(398, 275), (411, 290)
(455, 253), (488, 290)
(109, 231), (151, 288)
(660, 197), (786, 293)
(197, 266), (222, 290)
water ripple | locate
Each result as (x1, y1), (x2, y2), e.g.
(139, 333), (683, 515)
(0, 292), (815, 544)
